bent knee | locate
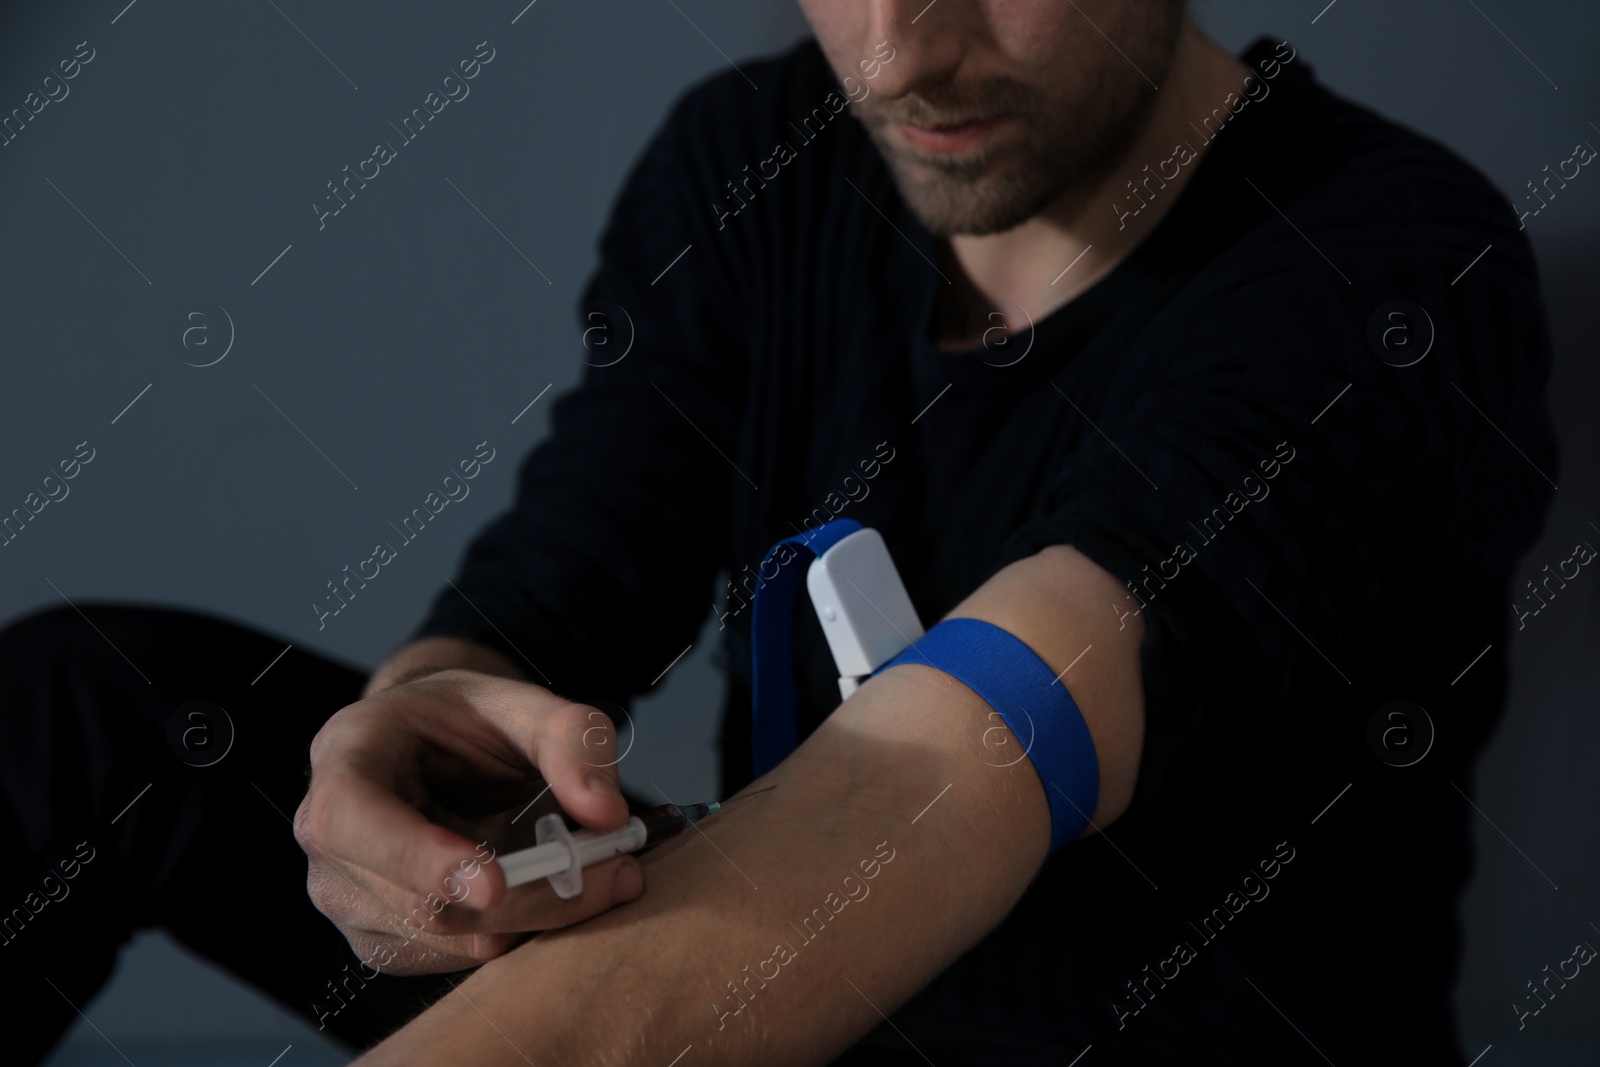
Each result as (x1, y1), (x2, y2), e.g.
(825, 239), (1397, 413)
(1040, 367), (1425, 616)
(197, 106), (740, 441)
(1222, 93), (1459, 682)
(0, 603), (216, 687)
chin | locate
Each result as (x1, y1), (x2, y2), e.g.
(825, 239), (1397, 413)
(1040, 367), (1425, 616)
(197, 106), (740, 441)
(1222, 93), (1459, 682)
(895, 167), (1057, 238)
(872, 131), (1060, 237)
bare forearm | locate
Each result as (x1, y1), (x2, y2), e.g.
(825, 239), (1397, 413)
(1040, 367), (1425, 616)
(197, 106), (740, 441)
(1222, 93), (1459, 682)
(355, 666), (1051, 1067)
(363, 635), (527, 698)
(354, 544), (1144, 1065)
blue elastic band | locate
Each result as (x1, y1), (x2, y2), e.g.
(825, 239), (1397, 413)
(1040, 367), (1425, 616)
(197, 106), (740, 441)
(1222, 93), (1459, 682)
(749, 518), (863, 777)
(870, 617), (1100, 856)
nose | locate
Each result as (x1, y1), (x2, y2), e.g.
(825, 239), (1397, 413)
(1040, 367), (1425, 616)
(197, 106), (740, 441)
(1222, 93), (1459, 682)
(862, 0), (970, 100)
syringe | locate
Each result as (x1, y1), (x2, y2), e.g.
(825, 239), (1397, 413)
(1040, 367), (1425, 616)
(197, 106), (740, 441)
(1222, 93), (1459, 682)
(498, 798), (730, 898)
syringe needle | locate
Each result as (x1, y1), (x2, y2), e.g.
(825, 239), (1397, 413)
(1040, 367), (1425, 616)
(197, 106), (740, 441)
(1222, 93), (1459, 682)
(723, 784), (778, 807)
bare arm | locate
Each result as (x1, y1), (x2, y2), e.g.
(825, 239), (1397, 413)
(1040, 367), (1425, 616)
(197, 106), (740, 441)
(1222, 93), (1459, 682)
(356, 543), (1146, 1066)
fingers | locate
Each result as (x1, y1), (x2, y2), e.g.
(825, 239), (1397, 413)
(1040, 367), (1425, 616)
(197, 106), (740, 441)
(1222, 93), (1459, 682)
(441, 854), (646, 935)
(300, 763), (507, 914)
(310, 853), (647, 975)
(297, 671), (652, 979)
(358, 853), (645, 939)
(474, 690), (632, 834)
(304, 801), (646, 938)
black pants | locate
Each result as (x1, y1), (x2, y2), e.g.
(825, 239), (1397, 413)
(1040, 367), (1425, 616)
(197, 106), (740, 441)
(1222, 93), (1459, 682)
(0, 603), (469, 1063)
(0, 604), (970, 1066)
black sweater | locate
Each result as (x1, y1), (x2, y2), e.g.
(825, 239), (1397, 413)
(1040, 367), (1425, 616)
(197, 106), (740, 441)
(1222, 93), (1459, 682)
(416, 35), (1558, 1065)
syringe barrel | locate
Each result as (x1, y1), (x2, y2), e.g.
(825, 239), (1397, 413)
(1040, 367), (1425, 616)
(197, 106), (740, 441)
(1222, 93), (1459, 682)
(639, 805), (689, 848)
(637, 801), (722, 849)
(576, 816), (648, 864)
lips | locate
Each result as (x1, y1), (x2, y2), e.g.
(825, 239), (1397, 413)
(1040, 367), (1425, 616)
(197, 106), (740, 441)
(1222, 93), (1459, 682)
(897, 116), (1004, 154)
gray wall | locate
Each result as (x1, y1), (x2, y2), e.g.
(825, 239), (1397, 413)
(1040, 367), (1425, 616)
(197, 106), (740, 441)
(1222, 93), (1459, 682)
(0, 1), (1591, 1063)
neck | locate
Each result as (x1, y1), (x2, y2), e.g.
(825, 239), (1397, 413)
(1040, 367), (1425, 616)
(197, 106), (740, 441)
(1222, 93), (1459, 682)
(934, 24), (1253, 349)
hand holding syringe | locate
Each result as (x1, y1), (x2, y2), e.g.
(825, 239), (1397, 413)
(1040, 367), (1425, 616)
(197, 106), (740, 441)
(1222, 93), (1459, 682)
(499, 787), (775, 899)
(298, 665), (769, 976)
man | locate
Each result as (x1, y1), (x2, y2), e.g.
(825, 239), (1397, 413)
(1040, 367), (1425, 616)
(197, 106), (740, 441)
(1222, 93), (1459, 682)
(1, 1), (1556, 1064)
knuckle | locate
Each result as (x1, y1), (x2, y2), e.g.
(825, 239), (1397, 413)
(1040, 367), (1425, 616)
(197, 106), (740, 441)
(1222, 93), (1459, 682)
(306, 709), (354, 763)
(307, 719), (332, 757)
(298, 786), (336, 849)
(292, 794), (320, 850)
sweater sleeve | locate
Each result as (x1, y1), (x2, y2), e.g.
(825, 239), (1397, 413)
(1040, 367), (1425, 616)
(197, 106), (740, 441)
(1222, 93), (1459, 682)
(410, 79), (756, 706)
(989, 244), (1557, 822)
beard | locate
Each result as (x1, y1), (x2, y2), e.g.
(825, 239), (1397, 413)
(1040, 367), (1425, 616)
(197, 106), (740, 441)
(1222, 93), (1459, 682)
(852, 19), (1182, 237)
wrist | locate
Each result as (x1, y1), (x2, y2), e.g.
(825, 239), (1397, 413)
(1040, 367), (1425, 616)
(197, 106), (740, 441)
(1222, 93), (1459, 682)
(365, 636), (526, 698)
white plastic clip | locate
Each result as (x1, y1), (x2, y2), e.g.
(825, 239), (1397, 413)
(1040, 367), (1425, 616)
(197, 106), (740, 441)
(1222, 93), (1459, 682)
(806, 527), (924, 701)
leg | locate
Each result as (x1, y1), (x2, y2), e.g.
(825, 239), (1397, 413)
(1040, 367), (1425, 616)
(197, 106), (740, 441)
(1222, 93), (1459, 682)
(0, 604), (460, 1064)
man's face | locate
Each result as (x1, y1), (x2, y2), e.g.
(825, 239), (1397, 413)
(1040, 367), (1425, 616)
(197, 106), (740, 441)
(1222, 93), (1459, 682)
(799, 0), (1186, 237)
